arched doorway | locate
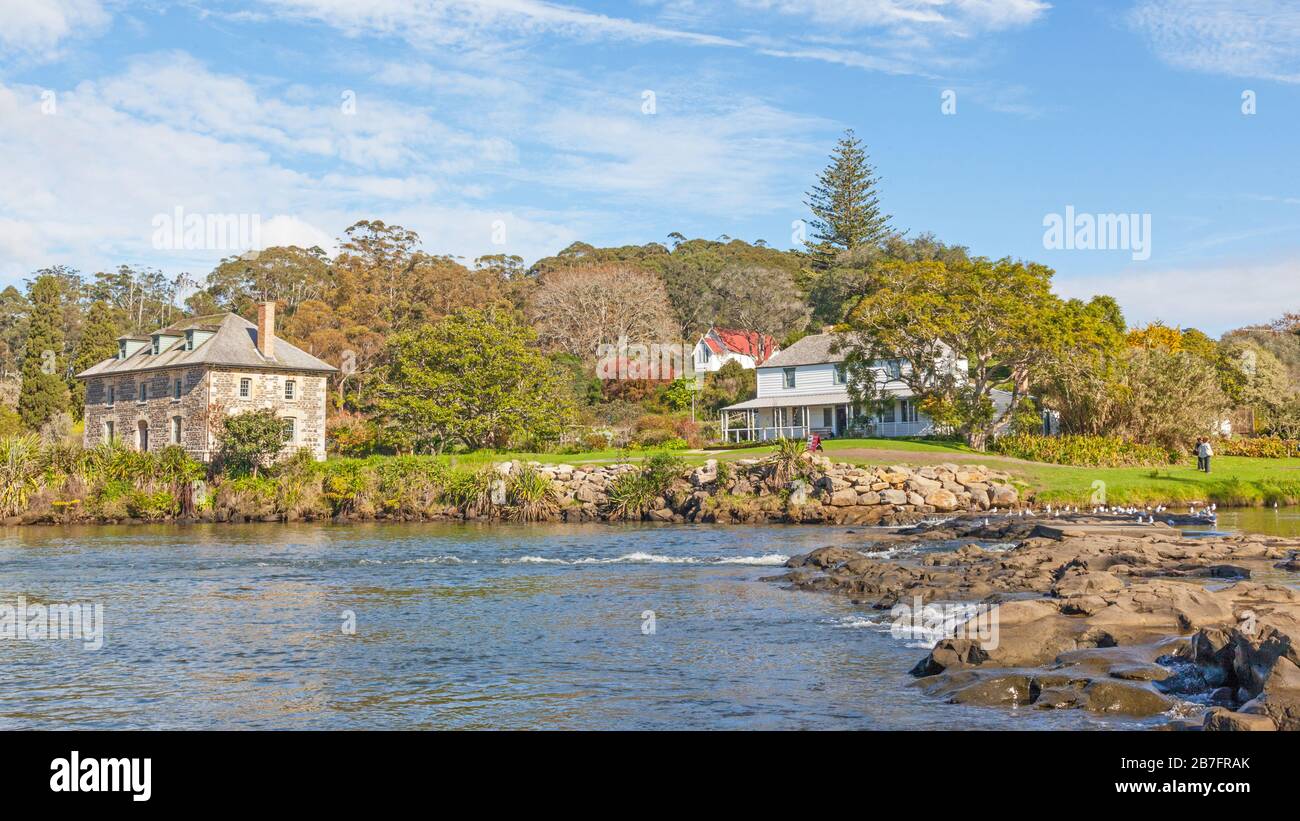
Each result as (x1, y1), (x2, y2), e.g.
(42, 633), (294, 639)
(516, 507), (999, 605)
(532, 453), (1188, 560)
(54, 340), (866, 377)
(137, 420), (149, 452)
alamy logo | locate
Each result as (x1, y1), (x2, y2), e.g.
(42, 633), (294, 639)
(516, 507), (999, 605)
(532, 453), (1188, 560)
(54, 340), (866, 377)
(50, 751), (151, 802)
(0, 597), (103, 650)
(151, 206), (261, 252)
(1042, 206), (1151, 261)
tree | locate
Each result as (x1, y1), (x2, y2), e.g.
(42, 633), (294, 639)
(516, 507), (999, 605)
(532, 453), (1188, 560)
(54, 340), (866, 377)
(17, 274), (70, 430)
(372, 308), (576, 453)
(712, 265), (808, 362)
(70, 300), (122, 419)
(804, 129), (892, 275)
(699, 359), (755, 415)
(803, 233), (969, 326)
(203, 246), (333, 316)
(1112, 348), (1228, 448)
(528, 265), (677, 358)
(0, 285), (30, 380)
(840, 256), (1058, 449)
(1037, 296), (1128, 435)
(218, 409), (289, 476)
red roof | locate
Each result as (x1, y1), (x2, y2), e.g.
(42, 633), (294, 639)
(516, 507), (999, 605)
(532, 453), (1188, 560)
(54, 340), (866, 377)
(710, 327), (778, 364)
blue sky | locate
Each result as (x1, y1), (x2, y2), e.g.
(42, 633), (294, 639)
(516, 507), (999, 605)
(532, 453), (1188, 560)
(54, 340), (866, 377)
(1, 0), (1298, 333)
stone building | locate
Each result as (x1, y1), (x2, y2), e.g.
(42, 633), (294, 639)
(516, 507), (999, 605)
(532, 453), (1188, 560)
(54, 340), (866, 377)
(76, 302), (336, 461)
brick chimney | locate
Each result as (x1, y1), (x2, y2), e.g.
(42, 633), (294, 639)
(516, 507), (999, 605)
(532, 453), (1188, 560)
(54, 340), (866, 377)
(257, 300), (276, 359)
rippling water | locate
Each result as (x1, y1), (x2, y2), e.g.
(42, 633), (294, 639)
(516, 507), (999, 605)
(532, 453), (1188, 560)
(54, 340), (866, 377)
(1, 514), (1295, 730)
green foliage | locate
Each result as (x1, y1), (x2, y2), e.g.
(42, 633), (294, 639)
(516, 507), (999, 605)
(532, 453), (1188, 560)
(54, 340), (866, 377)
(992, 434), (1179, 467)
(320, 461), (368, 515)
(843, 255), (1058, 449)
(0, 434), (43, 517)
(804, 129), (892, 275)
(604, 452), (685, 520)
(505, 465), (559, 522)
(442, 467), (496, 515)
(765, 437), (820, 486)
(18, 274), (70, 430)
(126, 489), (178, 520)
(218, 409), (288, 476)
(373, 307), (575, 453)
(0, 406), (21, 437)
(1215, 437), (1300, 458)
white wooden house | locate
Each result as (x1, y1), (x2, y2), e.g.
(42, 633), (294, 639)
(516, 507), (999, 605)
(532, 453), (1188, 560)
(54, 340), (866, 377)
(720, 332), (1005, 442)
(692, 327), (779, 373)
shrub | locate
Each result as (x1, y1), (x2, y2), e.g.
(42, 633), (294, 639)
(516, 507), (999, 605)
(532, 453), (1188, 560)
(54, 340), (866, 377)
(505, 465), (559, 522)
(126, 489), (178, 520)
(321, 461), (368, 516)
(218, 409), (288, 476)
(992, 434), (1179, 467)
(604, 452), (685, 520)
(0, 434), (43, 517)
(443, 467), (496, 516)
(1215, 437), (1299, 458)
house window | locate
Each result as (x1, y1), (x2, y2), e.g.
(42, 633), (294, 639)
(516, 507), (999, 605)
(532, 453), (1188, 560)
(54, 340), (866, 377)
(151, 338), (160, 355)
(822, 408), (832, 427)
(883, 360), (902, 379)
(878, 401), (896, 424)
(282, 417), (296, 444)
(103, 420), (114, 442)
(901, 399), (919, 424)
(138, 383), (147, 402)
(171, 416), (183, 444)
(783, 367), (796, 389)
(173, 378), (182, 400)
(107, 386), (115, 407)
(284, 380), (296, 400)
(239, 377), (251, 398)
(184, 331), (194, 351)
(833, 364), (846, 385)
(137, 420), (149, 452)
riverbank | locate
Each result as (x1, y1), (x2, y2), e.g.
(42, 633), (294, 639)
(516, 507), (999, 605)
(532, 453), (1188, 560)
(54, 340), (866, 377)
(3, 455), (1023, 527)
(766, 513), (1300, 730)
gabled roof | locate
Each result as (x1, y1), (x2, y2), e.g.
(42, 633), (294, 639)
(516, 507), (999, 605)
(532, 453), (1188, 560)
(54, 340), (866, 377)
(703, 327), (779, 364)
(759, 333), (845, 368)
(76, 313), (336, 379)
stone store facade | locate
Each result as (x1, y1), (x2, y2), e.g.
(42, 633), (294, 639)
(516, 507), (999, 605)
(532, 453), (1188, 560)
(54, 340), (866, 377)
(77, 302), (336, 461)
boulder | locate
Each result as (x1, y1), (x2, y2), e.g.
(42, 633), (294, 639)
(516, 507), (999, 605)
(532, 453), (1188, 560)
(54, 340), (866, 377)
(1202, 707), (1276, 731)
(923, 489), (960, 512)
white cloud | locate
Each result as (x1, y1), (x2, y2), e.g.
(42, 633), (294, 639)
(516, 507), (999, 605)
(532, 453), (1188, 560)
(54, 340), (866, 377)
(738, 0), (1048, 33)
(1057, 256), (1300, 334)
(1129, 0), (1300, 83)
(0, 0), (109, 61)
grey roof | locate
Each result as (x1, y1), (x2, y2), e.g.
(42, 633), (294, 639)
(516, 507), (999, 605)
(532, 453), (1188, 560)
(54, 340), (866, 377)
(76, 313), (337, 379)
(758, 333), (846, 368)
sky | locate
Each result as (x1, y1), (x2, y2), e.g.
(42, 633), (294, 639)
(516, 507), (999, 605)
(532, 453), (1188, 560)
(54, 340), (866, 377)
(1, 0), (1298, 335)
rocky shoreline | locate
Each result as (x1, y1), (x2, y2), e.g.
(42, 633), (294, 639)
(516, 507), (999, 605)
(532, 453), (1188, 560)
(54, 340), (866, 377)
(767, 514), (1300, 730)
(5, 457), (1024, 527)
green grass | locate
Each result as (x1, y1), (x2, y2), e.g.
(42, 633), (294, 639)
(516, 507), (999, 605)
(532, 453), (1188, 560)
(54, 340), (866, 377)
(323, 439), (1300, 508)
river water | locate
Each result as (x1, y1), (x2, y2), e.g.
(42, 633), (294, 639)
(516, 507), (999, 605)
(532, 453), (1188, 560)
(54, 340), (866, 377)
(2, 511), (1298, 730)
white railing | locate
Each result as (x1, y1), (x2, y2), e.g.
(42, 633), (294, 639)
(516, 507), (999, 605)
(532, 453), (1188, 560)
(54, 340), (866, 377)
(863, 420), (934, 437)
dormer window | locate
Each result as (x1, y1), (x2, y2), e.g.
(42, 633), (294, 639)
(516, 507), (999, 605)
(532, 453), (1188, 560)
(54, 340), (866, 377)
(783, 367), (796, 389)
(151, 337), (160, 355)
(184, 331), (194, 351)
(118, 341), (127, 360)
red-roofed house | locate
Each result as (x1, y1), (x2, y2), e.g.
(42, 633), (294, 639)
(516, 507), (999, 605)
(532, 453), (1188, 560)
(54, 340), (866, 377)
(692, 327), (780, 374)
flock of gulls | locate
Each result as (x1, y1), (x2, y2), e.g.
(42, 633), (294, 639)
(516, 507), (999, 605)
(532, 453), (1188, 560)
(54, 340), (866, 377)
(978, 503), (1220, 528)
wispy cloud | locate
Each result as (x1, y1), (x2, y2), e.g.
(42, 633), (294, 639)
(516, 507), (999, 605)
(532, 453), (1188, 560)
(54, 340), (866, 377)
(1129, 0), (1300, 83)
(0, 0), (109, 63)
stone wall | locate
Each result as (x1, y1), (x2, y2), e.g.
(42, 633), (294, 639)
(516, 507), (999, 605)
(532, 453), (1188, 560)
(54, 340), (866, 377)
(501, 456), (1020, 525)
(83, 367), (329, 461)
(83, 367), (211, 455)
(207, 369), (329, 461)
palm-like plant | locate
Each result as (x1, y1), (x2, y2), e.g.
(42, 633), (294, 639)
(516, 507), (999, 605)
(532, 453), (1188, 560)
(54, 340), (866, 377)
(505, 465), (558, 522)
(0, 435), (43, 518)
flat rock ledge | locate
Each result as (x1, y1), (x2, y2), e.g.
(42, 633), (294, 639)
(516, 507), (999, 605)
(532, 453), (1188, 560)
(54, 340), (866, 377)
(768, 514), (1300, 730)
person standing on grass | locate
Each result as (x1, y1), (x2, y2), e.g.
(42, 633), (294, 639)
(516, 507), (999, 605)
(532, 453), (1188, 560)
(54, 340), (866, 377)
(1194, 438), (1205, 472)
(1201, 438), (1213, 474)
